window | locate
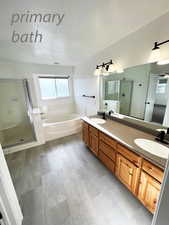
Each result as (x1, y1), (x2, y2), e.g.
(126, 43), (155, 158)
(156, 79), (167, 94)
(39, 76), (70, 99)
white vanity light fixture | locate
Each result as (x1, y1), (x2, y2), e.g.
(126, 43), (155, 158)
(94, 60), (124, 76)
(102, 64), (110, 76)
(94, 60), (113, 76)
(149, 40), (169, 63)
(149, 42), (161, 63)
(102, 68), (109, 76)
(107, 62), (116, 73)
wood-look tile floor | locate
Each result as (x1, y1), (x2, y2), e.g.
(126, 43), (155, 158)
(6, 134), (153, 225)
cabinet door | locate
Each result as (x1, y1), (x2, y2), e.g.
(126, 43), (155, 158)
(89, 133), (99, 156)
(116, 154), (139, 194)
(138, 171), (161, 214)
(82, 123), (89, 146)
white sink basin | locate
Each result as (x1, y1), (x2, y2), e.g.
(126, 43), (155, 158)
(90, 118), (106, 124)
(135, 139), (169, 159)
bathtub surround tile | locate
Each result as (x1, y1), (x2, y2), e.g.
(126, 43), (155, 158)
(6, 134), (152, 225)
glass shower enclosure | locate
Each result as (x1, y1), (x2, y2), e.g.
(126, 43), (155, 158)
(0, 79), (36, 148)
(103, 79), (133, 116)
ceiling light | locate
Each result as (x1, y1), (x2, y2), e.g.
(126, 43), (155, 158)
(157, 59), (169, 65)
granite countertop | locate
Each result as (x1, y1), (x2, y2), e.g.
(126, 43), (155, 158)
(82, 116), (168, 170)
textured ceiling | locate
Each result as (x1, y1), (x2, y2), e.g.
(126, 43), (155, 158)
(0, 0), (169, 65)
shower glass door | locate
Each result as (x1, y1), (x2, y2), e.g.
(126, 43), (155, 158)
(119, 80), (133, 116)
(0, 79), (36, 148)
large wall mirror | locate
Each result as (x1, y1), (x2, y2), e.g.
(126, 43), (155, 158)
(100, 62), (169, 130)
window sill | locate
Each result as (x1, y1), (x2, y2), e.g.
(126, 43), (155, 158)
(41, 96), (71, 101)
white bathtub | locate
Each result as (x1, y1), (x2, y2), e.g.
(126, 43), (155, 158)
(43, 113), (82, 141)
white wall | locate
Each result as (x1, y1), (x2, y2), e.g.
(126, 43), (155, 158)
(74, 11), (169, 116)
(74, 76), (100, 116)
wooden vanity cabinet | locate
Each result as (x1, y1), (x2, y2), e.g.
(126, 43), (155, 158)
(115, 144), (141, 195)
(89, 126), (99, 156)
(82, 122), (89, 147)
(138, 159), (163, 214)
(82, 121), (164, 214)
(99, 132), (117, 173)
(142, 159), (163, 183)
(138, 171), (161, 214)
(99, 151), (115, 173)
(116, 154), (140, 195)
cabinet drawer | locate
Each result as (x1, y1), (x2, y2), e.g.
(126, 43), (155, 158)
(99, 141), (116, 162)
(99, 151), (115, 173)
(117, 144), (141, 167)
(89, 126), (98, 137)
(142, 160), (164, 183)
(100, 132), (117, 149)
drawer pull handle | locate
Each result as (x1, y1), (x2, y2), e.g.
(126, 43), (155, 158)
(128, 172), (133, 176)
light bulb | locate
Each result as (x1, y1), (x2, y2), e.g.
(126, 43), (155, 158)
(102, 67), (109, 76)
(149, 48), (161, 63)
(94, 67), (101, 76)
(108, 63), (116, 73)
